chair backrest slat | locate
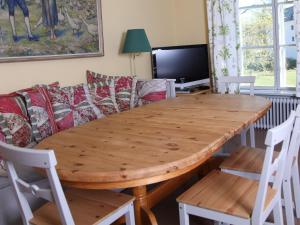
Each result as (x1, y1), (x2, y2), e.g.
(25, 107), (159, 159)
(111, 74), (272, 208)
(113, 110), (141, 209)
(0, 142), (75, 225)
(252, 110), (296, 224)
(218, 76), (255, 96)
(0, 143), (57, 168)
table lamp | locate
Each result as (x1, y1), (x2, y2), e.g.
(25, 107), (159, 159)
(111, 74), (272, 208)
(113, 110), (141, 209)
(122, 29), (151, 75)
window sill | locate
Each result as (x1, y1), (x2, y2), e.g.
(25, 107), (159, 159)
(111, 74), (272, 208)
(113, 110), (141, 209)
(240, 89), (297, 97)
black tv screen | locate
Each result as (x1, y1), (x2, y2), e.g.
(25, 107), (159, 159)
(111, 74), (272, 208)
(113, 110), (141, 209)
(152, 44), (209, 84)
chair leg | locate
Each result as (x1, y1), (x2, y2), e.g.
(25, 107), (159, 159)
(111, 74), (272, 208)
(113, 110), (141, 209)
(283, 179), (296, 225)
(125, 203), (135, 225)
(179, 203), (190, 225)
(249, 124), (255, 148)
(274, 197), (284, 225)
(292, 163), (300, 219)
(241, 129), (247, 146)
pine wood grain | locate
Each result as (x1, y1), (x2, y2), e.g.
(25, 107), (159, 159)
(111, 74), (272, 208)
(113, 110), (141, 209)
(30, 189), (134, 225)
(177, 170), (277, 219)
(36, 94), (271, 189)
(220, 146), (279, 174)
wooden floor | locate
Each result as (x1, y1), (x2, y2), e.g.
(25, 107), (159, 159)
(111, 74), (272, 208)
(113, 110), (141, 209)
(151, 129), (300, 225)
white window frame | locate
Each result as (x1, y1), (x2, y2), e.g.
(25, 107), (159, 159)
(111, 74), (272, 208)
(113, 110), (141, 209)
(239, 0), (296, 94)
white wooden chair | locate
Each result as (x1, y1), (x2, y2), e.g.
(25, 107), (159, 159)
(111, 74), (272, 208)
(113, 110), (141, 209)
(177, 110), (296, 225)
(0, 143), (136, 225)
(218, 76), (256, 148)
(220, 105), (300, 225)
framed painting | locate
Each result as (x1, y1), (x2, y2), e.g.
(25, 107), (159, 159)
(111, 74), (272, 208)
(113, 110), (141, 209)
(0, 0), (104, 62)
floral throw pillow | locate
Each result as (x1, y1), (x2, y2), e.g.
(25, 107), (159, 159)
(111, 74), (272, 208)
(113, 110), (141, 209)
(88, 80), (119, 116)
(135, 79), (167, 106)
(0, 94), (33, 147)
(18, 85), (58, 143)
(45, 84), (103, 131)
(86, 70), (136, 112)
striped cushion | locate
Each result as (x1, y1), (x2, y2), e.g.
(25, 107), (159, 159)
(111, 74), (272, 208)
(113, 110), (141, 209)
(0, 94), (33, 147)
(135, 79), (167, 106)
(88, 80), (119, 115)
(86, 70), (136, 112)
(45, 84), (103, 131)
(18, 85), (58, 143)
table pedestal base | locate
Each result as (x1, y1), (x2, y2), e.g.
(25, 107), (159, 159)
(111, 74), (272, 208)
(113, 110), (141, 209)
(131, 168), (201, 225)
(130, 157), (225, 225)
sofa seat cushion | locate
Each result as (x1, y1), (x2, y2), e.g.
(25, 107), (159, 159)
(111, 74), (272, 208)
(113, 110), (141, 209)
(135, 79), (167, 106)
(43, 84), (103, 131)
(0, 164), (45, 189)
(86, 70), (137, 112)
(0, 176), (10, 189)
(88, 81), (119, 115)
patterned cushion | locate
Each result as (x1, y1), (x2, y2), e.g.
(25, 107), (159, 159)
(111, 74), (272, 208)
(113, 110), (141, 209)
(0, 94), (33, 147)
(88, 80), (119, 115)
(86, 70), (136, 112)
(44, 84), (103, 131)
(18, 84), (59, 143)
(0, 159), (5, 176)
(135, 79), (167, 106)
(0, 131), (6, 176)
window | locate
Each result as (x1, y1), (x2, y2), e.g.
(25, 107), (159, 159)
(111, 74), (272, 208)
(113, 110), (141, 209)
(239, 0), (297, 90)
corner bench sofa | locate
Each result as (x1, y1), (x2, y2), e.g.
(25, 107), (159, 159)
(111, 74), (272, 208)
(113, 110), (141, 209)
(0, 73), (176, 225)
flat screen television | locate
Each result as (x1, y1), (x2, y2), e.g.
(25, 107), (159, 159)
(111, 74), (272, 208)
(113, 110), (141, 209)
(152, 44), (210, 88)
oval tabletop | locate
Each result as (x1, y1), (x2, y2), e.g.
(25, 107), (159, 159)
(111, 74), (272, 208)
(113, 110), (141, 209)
(36, 94), (271, 189)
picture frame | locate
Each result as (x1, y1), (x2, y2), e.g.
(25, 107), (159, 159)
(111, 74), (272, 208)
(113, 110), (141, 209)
(0, 0), (104, 62)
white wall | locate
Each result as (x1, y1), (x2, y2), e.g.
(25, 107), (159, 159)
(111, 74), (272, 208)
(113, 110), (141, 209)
(0, 0), (208, 93)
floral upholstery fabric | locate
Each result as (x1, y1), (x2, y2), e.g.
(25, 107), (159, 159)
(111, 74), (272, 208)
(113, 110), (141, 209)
(18, 85), (58, 143)
(45, 84), (103, 131)
(0, 94), (33, 147)
(0, 158), (5, 176)
(88, 80), (119, 116)
(135, 79), (167, 106)
(86, 70), (136, 112)
(0, 131), (6, 176)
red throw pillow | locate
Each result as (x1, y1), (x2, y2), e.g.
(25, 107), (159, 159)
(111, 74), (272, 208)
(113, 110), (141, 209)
(88, 80), (119, 116)
(0, 93), (33, 147)
(86, 70), (136, 112)
(135, 80), (167, 106)
(18, 83), (59, 142)
(44, 84), (103, 131)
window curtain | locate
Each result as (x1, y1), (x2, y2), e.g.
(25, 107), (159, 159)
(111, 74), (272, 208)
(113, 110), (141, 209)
(295, 0), (300, 97)
(206, 0), (241, 93)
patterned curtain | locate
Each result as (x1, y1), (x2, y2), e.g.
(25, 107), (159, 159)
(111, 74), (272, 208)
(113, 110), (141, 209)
(206, 0), (241, 93)
(295, 0), (300, 97)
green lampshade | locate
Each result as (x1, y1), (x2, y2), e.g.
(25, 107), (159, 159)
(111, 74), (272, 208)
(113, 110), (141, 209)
(123, 29), (151, 53)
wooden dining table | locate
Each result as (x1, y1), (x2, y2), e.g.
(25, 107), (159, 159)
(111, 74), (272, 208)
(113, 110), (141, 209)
(36, 94), (271, 225)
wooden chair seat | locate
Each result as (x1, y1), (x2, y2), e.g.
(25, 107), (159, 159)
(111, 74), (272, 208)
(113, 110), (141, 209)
(177, 170), (277, 219)
(30, 189), (135, 225)
(220, 146), (279, 174)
